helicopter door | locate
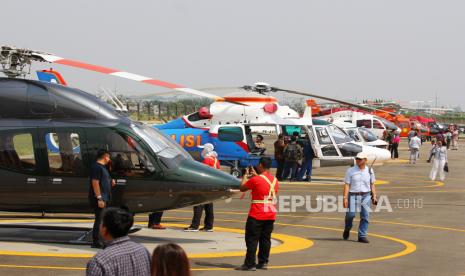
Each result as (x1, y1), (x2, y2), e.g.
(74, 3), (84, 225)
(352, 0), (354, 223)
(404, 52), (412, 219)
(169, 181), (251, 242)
(303, 126), (320, 159)
(40, 127), (89, 212)
(244, 125), (278, 157)
(102, 130), (158, 210)
(312, 126), (353, 167)
(0, 128), (43, 211)
(372, 119), (386, 139)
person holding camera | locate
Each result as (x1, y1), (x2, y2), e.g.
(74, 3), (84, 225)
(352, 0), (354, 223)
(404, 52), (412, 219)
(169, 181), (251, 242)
(236, 157), (278, 271)
(342, 152), (377, 243)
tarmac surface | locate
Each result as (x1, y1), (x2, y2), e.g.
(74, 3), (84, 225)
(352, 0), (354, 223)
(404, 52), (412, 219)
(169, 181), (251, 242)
(0, 141), (464, 276)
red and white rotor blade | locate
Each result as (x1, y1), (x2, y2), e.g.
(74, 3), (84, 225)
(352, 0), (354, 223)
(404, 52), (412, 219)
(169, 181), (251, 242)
(33, 53), (224, 101)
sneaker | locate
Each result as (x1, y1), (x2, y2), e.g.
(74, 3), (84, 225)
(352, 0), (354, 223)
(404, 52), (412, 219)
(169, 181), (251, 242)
(200, 227), (213, 232)
(151, 224), (166, 230)
(256, 263), (268, 270)
(343, 229), (350, 240)
(235, 265), (256, 271)
(358, 237), (370, 243)
(183, 227), (199, 232)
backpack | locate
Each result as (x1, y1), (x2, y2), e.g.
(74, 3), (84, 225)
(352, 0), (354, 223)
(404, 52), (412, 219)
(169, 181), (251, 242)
(284, 143), (301, 162)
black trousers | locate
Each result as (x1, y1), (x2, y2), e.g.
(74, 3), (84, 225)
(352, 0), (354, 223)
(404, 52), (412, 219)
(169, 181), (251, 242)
(391, 143), (399, 158)
(244, 216), (275, 267)
(275, 159), (284, 180)
(190, 203), (214, 229)
(148, 212), (164, 227)
(91, 201), (106, 245)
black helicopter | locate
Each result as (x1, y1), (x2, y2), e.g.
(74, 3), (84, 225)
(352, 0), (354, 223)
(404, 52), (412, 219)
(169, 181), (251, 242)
(0, 47), (240, 214)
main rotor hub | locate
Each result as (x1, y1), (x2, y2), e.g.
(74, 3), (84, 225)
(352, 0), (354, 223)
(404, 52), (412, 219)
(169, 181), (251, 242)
(242, 82), (276, 94)
(0, 46), (50, 78)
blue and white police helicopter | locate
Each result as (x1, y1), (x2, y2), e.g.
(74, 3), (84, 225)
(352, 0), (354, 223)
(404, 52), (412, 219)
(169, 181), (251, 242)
(155, 83), (391, 176)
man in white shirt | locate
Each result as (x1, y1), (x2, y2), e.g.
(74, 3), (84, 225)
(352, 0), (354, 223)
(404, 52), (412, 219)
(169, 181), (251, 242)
(409, 132), (422, 164)
(342, 152), (377, 243)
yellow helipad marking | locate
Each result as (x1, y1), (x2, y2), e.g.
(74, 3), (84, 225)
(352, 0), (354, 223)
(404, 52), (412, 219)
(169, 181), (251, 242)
(279, 179), (442, 190)
(175, 210), (465, 233)
(0, 264), (84, 271)
(387, 181), (444, 189)
(165, 223), (313, 258)
(0, 220), (312, 259)
(0, 220), (416, 272)
(386, 159), (409, 164)
(192, 223), (416, 271)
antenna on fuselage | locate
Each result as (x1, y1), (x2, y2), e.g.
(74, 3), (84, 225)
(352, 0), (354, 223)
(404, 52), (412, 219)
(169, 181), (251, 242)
(98, 87), (128, 112)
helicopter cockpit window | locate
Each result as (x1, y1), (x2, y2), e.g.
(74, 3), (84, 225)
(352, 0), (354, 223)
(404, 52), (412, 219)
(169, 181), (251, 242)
(219, 126), (244, 142)
(132, 124), (191, 169)
(356, 119), (372, 128)
(315, 127), (332, 145)
(373, 119), (384, 129)
(380, 118), (398, 131)
(45, 132), (83, 176)
(358, 128), (378, 142)
(106, 132), (155, 178)
(187, 112), (202, 122)
(0, 132), (36, 172)
(314, 126), (339, 156)
(399, 122), (409, 129)
(282, 125), (307, 138)
(347, 129), (361, 142)
(327, 125), (354, 144)
(245, 125), (277, 156)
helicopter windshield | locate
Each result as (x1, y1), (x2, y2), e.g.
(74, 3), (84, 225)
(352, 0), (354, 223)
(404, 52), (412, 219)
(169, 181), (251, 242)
(347, 129), (361, 142)
(132, 124), (191, 168)
(327, 125), (354, 144)
(358, 127), (378, 142)
(379, 118), (398, 130)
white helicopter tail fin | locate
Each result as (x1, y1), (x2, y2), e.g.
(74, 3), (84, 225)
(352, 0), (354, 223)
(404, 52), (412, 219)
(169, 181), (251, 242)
(303, 99), (316, 118)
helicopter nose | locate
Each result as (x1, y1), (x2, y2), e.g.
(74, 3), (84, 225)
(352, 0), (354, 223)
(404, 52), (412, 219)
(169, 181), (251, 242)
(361, 145), (391, 164)
(165, 159), (241, 204)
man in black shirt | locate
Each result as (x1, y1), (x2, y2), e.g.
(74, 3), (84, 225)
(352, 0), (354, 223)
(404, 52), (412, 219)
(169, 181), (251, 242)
(89, 149), (114, 248)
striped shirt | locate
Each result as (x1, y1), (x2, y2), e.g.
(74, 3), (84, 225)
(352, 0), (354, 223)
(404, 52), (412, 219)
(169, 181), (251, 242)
(86, 236), (151, 276)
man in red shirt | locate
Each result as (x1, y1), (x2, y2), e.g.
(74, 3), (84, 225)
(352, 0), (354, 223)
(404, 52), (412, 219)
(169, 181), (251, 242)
(184, 143), (219, 232)
(236, 157), (278, 271)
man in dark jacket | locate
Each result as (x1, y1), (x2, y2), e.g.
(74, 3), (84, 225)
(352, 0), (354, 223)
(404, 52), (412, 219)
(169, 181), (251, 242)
(273, 134), (286, 180)
(282, 136), (303, 181)
(89, 149), (115, 248)
(297, 137), (315, 181)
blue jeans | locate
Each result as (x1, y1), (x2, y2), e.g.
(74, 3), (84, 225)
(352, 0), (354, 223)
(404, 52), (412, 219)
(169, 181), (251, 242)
(283, 161), (298, 180)
(297, 158), (312, 180)
(345, 193), (371, 238)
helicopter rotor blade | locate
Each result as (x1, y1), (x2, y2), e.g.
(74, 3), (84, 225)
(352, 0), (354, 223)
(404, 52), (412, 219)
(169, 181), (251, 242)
(31, 52), (247, 105)
(273, 87), (397, 116)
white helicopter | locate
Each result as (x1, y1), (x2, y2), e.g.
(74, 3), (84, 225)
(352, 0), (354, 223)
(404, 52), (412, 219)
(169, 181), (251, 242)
(330, 120), (389, 149)
(316, 110), (401, 139)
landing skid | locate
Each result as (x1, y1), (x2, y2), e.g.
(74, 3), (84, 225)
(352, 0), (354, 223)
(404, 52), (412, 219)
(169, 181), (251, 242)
(0, 224), (142, 245)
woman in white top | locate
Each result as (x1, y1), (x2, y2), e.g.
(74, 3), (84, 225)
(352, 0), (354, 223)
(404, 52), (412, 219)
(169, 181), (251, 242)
(451, 129), (459, 150)
(429, 140), (448, 182)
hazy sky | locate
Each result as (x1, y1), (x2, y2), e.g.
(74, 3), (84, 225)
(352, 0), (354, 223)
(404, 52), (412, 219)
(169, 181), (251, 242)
(2, 0), (464, 108)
